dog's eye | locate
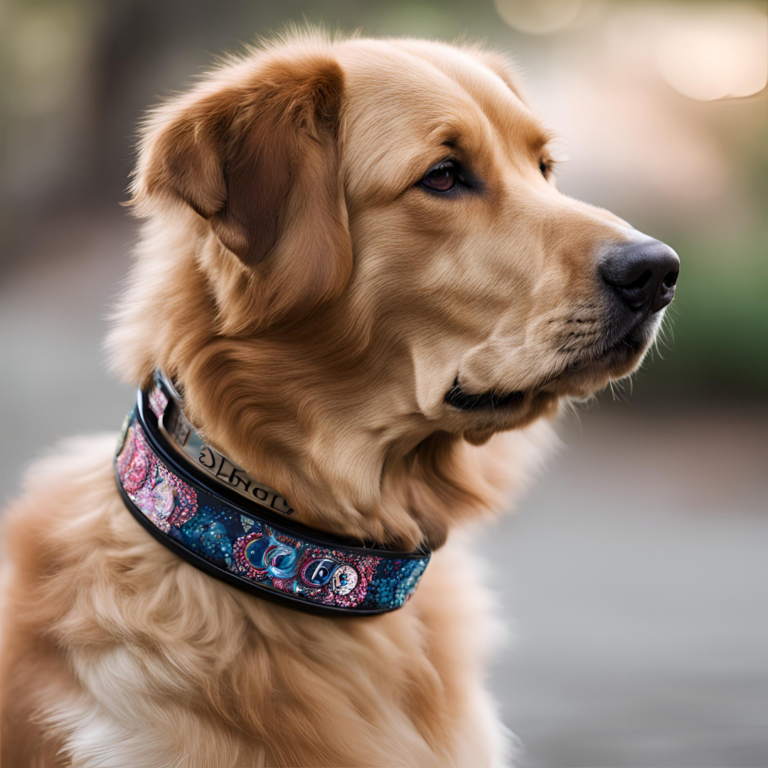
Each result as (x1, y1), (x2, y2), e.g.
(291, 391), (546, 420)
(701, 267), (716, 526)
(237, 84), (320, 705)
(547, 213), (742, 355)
(420, 161), (458, 192)
(539, 159), (550, 178)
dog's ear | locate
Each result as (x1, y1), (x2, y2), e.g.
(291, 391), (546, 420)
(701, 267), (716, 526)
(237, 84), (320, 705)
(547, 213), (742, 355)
(133, 55), (351, 325)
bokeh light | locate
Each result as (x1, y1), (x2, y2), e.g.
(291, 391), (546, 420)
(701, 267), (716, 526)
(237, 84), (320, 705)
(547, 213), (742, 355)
(655, 2), (768, 101)
(493, 0), (588, 34)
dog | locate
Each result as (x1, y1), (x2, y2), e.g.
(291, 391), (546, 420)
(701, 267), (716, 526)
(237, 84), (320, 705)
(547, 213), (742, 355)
(0, 31), (678, 767)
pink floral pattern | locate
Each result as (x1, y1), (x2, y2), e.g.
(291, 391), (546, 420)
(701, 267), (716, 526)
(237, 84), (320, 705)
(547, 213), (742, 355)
(117, 424), (198, 532)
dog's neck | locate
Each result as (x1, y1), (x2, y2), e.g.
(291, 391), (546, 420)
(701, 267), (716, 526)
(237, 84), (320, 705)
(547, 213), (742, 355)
(108, 217), (521, 552)
(149, 370), (295, 517)
(114, 372), (430, 614)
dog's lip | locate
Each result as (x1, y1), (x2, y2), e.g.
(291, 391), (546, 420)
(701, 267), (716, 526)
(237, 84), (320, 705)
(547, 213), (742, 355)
(445, 323), (650, 412)
(544, 321), (650, 390)
(566, 321), (646, 370)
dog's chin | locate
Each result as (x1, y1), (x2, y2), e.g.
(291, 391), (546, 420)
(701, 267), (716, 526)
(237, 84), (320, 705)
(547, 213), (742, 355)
(447, 320), (658, 439)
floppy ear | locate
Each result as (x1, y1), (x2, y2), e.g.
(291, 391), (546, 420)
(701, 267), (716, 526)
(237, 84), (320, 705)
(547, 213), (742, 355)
(133, 55), (352, 325)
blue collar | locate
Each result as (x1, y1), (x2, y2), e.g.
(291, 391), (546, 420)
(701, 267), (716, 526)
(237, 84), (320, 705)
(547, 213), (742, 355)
(115, 372), (430, 615)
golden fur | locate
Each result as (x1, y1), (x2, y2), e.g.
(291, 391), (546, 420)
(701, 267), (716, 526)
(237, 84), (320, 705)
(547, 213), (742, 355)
(1, 32), (666, 766)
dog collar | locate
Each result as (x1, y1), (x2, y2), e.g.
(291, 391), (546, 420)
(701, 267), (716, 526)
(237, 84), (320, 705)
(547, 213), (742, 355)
(114, 372), (430, 615)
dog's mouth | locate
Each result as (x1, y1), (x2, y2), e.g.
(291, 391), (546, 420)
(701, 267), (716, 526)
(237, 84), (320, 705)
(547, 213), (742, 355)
(445, 322), (652, 413)
(444, 379), (525, 412)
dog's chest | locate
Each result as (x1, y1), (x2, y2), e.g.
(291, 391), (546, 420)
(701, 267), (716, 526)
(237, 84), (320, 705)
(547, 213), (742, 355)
(57, 539), (503, 766)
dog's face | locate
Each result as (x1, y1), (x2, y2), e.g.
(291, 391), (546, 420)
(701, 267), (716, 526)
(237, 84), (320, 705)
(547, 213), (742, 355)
(121, 36), (678, 547)
(337, 41), (678, 442)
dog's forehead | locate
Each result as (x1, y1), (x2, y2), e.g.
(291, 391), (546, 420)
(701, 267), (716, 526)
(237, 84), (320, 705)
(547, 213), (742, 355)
(338, 39), (530, 116)
(336, 40), (547, 200)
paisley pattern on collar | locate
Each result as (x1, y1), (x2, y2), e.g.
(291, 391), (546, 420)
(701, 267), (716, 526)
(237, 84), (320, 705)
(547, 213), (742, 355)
(115, 392), (429, 615)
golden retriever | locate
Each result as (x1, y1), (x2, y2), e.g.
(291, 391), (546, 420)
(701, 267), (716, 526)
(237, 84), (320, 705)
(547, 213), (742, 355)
(0, 31), (678, 767)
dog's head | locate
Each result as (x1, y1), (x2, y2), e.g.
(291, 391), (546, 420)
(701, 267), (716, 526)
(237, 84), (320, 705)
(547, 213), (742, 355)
(113, 34), (678, 549)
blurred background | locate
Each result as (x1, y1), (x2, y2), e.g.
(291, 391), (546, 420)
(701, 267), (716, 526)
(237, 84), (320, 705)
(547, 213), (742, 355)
(1, 1), (766, 765)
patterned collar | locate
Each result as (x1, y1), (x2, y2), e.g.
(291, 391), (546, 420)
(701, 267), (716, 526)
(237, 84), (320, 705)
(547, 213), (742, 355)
(114, 372), (430, 615)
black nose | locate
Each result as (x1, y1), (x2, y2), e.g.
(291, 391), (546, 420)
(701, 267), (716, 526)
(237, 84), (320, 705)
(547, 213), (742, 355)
(601, 239), (680, 314)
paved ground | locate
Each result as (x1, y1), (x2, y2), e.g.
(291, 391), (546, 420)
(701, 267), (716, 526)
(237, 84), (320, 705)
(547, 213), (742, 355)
(2, 212), (766, 767)
(484, 412), (768, 767)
